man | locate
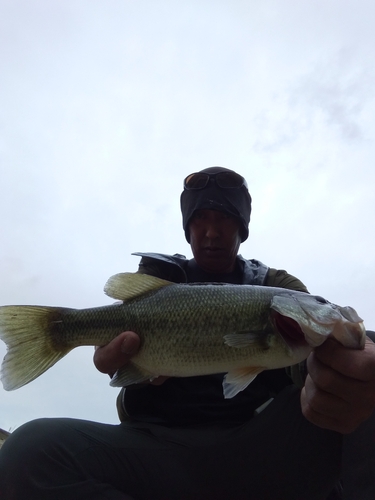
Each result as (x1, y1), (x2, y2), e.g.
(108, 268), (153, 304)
(1, 167), (375, 499)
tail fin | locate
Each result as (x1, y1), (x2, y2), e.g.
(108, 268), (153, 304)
(0, 305), (70, 391)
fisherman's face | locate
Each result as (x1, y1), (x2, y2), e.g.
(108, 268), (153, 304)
(189, 209), (242, 273)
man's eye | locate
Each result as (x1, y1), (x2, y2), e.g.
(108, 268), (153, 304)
(218, 213), (233, 221)
(193, 211), (205, 219)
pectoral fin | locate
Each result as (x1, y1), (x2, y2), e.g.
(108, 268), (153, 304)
(109, 363), (155, 387)
(222, 367), (264, 399)
(224, 331), (269, 349)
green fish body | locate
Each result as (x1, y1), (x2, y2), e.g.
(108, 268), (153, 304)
(0, 273), (366, 398)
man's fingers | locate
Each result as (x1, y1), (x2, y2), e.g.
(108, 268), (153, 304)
(93, 332), (140, 375)
(300, 384), (351, 433)
(313, 337), (375, 381)
(119, 332), (140, 356)
(301, 337), (375, 433)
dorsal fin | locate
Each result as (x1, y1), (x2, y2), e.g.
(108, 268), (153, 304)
(104, 272), (173, 301)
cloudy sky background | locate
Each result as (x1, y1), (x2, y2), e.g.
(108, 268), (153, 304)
(1, 0), (374, 431)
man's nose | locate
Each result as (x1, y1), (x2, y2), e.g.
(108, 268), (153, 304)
(205, 223), (221, 239)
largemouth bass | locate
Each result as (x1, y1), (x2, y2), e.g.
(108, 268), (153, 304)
(0, 273), (366, 398)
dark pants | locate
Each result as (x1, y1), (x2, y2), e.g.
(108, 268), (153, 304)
(2, 326), (375, 500)
(0, 385), (347, 500)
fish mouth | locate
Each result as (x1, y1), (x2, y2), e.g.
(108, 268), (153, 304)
(272, 311), (308, 349)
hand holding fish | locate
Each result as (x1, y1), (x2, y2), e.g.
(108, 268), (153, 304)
(94, 331), (141, 378)
(301, 336), (375, 434)
(93, 330), (169, 386)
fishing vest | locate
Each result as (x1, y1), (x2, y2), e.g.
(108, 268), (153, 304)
(132, 252), (269, 285)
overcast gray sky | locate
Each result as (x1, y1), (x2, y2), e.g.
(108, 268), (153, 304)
(1, 0), (374, 431)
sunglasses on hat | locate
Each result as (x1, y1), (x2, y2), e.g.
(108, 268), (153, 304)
(184, 171), (248, 190)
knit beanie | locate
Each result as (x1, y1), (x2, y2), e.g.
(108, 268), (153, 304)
(180, 166), (251, 243)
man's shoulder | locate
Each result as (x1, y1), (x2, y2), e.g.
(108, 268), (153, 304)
(265, 267), (308, 293)
(237, 256), (308, 291)
(237, 255), (269, 285)
(132, 252), (188, 264)
(132, 252), (189, 282)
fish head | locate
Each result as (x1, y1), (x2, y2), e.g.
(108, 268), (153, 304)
(270, 292), (366, 350)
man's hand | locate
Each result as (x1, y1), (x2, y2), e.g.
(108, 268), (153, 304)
(94, 331), (141, 378)
(301, 336), (375, 434)
(93, 331), (169, 385)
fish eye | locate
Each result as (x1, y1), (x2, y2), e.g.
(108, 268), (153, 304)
(314, 296), (328, 304)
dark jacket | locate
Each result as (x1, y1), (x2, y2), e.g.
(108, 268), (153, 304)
(133, 252), (269, 285)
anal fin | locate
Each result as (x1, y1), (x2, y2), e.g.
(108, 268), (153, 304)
(109, 362), (155, 388)
(223, 366), (264, 399)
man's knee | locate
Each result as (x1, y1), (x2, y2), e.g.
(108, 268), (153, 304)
(0, 418), (72, 470)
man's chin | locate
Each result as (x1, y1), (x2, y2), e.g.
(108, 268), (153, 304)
(198, 252), (231, 273)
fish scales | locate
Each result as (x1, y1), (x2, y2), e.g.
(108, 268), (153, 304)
(122, 284), (275, 374)
(55, 284), (274, 371)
